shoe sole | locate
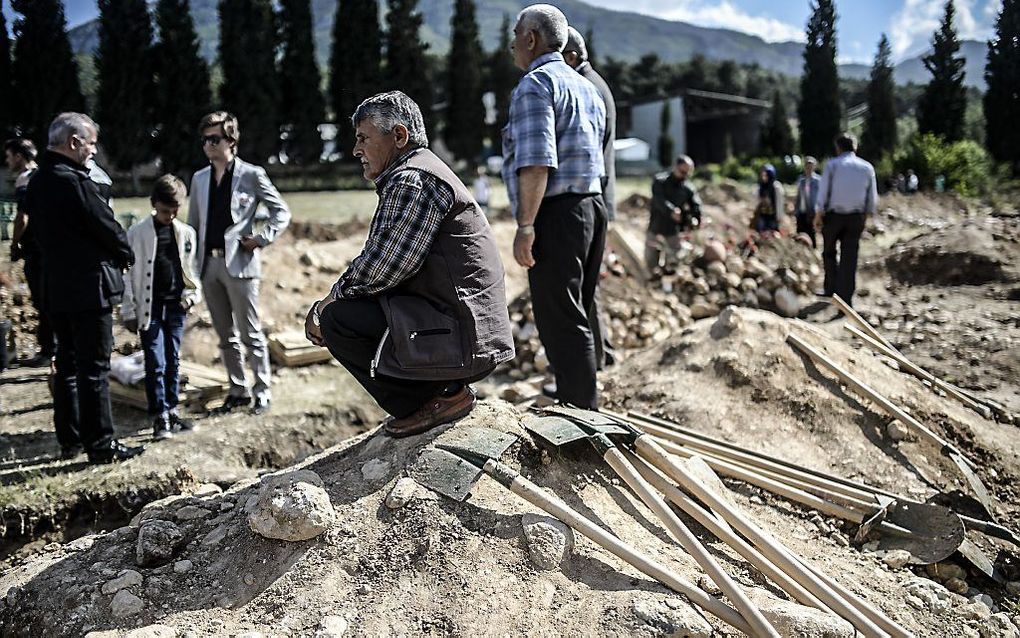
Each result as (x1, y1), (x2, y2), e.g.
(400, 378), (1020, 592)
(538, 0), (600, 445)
(153, 431), (174, 441)
(384, 397), (476, 439)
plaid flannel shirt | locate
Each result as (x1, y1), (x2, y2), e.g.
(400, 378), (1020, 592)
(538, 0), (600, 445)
(501, 51), (606, 217)
(329, 149), (452, 300)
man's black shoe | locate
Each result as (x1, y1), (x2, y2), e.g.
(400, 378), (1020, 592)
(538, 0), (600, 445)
(24, 353), (53, 368)
(153, 416), (174, 441)
(251, 397), (271, 415)
(169, 412), (197, 432)
(60, 444), (83, 460)
(87, 441), (145, 465)
(212, 394), (251, 414)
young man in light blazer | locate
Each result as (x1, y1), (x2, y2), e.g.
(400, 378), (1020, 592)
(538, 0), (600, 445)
(188, 112), (290, 415)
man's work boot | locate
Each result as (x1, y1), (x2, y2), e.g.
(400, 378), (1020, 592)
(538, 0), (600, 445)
(384, 386), (476, 439)
(152, 415), (174, 441)
(87, 440), (145, 465)
(211, 394), (250, 415)
(169, 412), (197, 433)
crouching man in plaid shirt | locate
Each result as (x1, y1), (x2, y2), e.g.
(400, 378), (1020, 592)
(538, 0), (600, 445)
(304, 91), (514, 437)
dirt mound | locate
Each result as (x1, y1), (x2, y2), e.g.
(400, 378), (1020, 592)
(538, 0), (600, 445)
(885, 218), (1020, 286)
(286, 219), (370, 243)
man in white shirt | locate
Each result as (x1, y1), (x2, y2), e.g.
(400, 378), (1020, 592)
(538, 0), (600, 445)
(814, 133), (877, 308)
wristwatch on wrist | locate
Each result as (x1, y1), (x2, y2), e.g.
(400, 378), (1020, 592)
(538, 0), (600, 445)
(517, 224), (535, 236)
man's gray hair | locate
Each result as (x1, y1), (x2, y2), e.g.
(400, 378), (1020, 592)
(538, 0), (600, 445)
(351, 91), (428, 148)
(564, 26), (587, 61)
(48, 112), (99, 149)
(676, 154), (695, 168)
(516, 4), (568, 52)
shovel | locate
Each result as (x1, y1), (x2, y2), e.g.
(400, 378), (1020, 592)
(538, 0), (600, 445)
(528, 409), (780, 638)
(408, 426), (756, 636)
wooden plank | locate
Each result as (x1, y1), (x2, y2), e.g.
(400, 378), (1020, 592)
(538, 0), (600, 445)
(268, 331), (333, 367)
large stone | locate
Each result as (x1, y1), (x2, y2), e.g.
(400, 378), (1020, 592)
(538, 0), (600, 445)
(314, 615), (349, 638)
(703, 240), (727, 263)
(125, 626), (178, 638)
(101, 569), (143, 594)
(110, 590), (145, 618)
(136, 519), (187, 567)
(632, 598), (712, 637)
(385, 478), (418, 510)
(748, 589), (855, 637)
(360, 459), (391, 482)
(982, 613), (1019, 638)
(248, 470), (336, 542)
(774, 287), (801, 318)
(905, 577), (953, 613)
(959, 601), (992, 622)
(521, 513), (573, 570)
(881, 549), (912, 569)
(709, 306), (742, 340)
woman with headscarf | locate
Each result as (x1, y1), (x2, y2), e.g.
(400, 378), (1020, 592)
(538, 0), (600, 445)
(752, 163), (784, 233)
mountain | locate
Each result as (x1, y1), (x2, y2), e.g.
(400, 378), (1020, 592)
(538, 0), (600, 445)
(65, 0), (988, 88)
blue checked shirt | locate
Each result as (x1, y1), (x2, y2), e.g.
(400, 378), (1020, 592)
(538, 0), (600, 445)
(502, 52), (606, 217)
(329, 149), (453, 300)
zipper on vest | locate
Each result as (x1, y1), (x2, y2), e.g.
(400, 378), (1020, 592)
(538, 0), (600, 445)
(409, 328), (452, 340)
(370, 328), (390, 379)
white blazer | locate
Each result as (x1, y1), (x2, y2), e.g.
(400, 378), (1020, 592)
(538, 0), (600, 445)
(122, 215), (202, 331)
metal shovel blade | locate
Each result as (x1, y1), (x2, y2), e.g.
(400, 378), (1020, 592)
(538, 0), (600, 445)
(877, 501), (966, 564)
(410, 447), (484, 502)
(540, 405), (629, 436)
(435, 427), (518, 463)
(524, 416), (590, 447)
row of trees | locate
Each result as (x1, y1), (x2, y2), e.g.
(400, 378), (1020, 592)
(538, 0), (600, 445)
(0, 0), (521, 178)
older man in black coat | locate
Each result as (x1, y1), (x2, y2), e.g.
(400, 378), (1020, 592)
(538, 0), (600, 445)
(27, 113), (145, 464)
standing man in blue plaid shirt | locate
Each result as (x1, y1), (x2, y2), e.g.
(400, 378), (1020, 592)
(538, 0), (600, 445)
(502, 4), (607, 409)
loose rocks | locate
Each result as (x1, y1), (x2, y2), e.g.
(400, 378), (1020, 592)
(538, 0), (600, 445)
(749, 589), (855, 638)
(101, 570), (143, 595)
(881, 549), (912, 569)
(521, 513), (573, 570)
(248, 470), (336, 542)
(632, 598), (712, 637)
(136, 519), (187, 567)
(314, 615), (349, 638)
(110, 590), (145, 618)
(385, 478), (418, 510)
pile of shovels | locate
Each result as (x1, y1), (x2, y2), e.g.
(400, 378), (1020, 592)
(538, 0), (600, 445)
(409, 407), (915, 637)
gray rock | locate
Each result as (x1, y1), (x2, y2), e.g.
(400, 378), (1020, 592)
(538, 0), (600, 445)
(905, 578), (953, 613)
(959, 601), (992, 622)
(971, 593), (996, 611)
(521, 513), (573, 570)
(101, 569), (143, 595)
(360, 459), (391, 482)
(748, 589), (854, 637)
(202, 525), (229, 546)
(66, 536), (96, 552)
(881, 549), (912, 569)
(886, 420), (910, 441)
(709, 306), (741, 339)
(248, 470), (336, 542)
(385, 478), (418, 510)
(314, 615), (349, 638)
(110, 590), (145, 618)
(774, 287), (801, 318)
(174, 506), (212, 521)
(124, 625), (178, 638)
(193, 483), (223, 497)
(136, 520), (187, 567)
(982, 613), (1020, 638)
(632, 599), (712, 637)
(173, 560), (194, 574)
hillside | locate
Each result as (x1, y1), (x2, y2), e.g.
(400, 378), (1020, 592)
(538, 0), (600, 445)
(840, 40), (988, 88)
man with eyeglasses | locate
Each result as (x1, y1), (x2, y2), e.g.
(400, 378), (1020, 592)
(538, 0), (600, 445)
(188, 111), (290, 415)
(26, 112), (144, 464)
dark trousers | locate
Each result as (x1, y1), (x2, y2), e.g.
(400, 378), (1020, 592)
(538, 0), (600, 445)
(795, 214), (817, 248)
(50, 308), (115, 451)
(822, 212), (866, 306)
(141, 300), (187, 417)
(529, 193), (608, 409)
(23, 256), (55, 357)
(320, 298), (453, 418)
(588, 292), (615, 370)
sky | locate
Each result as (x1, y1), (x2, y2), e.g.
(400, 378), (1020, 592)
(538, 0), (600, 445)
(0, 0), (1005, 64)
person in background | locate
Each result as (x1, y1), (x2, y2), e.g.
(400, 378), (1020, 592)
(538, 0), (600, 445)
(905, 169), (919, 194)
(27, 112), (143, 464)
(6, 138), (52, 367)
(793, 156), (821, 247)
(122, 175), (202, 441)
(472, 166), (491, 215)
(753, 163), (784, 233)
(814, 132), (877, 308)
(646, 154), (701, 274)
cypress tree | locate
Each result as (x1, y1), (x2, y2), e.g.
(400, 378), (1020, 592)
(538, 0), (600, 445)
(917, 0), (967, 142)
(657, 101), (674, 168)
(446, 0), (485, 162)
(218, 0), (280, 162)
(983, 0), (1020, 173)
(96, 0), (155, 172)
(798, 0), (841, 159)
(154, 0), (212, 178)
(760, 90), (793, 156)
(0, 11), (13, 138)
(487, 13), (520, 155)
(10, 0), (85, 148)
(861, 34), (898, 160)
(385, 0), (433, 135)
(279, 0), (325, 164)
(329, 0), (382, 159)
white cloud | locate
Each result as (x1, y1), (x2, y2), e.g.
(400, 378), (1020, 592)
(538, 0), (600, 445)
(889, 0), (995, 59)
(591, 0), (805, 43)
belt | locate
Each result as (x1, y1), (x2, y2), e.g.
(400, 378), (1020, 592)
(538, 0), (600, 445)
(208, 248), (225, 257)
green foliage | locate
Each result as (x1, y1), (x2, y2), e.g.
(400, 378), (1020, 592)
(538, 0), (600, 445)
(861, 35), (897, 160)
(154, 0), (212, 179)
(895, 133), (996, 196)
(657, 101), (674, 167)
(10, 0), (86, 148)
(217, 0), (280, 162)
(96, 0), (155, 171)
(329, 0), (382, 160)
(798, 0), (842, 160)
(385, 0), (433, 136)
(0, 11), (13, 138)
(446, 0), (485, 162)
(917, 1), (967, 142)
(279, 0), (325, 164)
(486, 13), (520, 156)
(984, 0), (1020, 175)
(760, 90), (794, 156)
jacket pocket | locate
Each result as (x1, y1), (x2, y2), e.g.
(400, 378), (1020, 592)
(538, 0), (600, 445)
(100, 262), (126, 304)
(382, 295), (464, 370)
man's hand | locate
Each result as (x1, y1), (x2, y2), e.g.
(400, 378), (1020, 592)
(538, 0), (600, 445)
(671, 211), (683, 223)
(513, 228), (536, 269)
(813, 212), (824, 233)
(124, 318), (139, 333)
(239, 235), (260, 252)
(304, 297), (331, 347)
